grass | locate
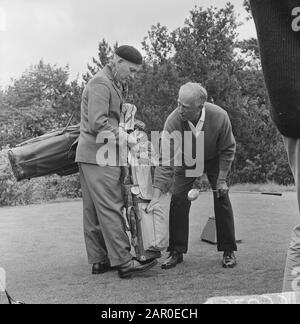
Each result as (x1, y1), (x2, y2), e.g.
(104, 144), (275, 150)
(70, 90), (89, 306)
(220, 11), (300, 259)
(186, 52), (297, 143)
(0, 192), (299, 304)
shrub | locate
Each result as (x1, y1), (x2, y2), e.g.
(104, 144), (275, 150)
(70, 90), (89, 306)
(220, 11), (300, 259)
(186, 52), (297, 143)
(0, 150), (81, 207)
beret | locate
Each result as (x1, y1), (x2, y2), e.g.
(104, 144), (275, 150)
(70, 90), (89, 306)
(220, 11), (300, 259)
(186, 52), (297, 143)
(115, 45), (143, 65)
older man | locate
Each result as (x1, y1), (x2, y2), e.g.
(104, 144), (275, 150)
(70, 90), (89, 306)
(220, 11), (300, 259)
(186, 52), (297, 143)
(148, 82), (238, 269)
(76, 45), (157, 279)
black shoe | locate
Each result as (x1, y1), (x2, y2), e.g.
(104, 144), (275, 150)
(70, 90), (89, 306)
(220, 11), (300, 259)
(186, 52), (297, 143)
(92, 262), (112, 275)
(161, 251), (183, 270)
(222, 251), (237, 268)
(118, 259), (158, 279)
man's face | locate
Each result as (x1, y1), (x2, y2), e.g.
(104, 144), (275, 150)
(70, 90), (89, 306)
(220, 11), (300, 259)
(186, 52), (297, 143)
(115, 59), (141, 82)
(177, 90), (203, 122)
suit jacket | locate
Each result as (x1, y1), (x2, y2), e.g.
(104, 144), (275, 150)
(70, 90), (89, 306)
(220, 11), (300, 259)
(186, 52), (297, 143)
(75, 65), (125, 164)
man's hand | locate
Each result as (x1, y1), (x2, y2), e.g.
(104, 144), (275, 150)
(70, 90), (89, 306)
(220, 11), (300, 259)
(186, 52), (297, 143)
(127, 133), (138, 149)
(146, 187), (162, 213)
(146, 198), (161, 213)
(216, 180), (229, 199)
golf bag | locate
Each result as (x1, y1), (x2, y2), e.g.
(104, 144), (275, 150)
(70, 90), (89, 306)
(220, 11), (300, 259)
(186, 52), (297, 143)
(7, 122), (79, 182)
(122, 163), (168, 262)
(121, 115), (168, 262)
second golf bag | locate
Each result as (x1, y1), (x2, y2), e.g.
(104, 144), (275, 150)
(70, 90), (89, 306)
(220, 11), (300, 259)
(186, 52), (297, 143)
(120, 104), (168, 262)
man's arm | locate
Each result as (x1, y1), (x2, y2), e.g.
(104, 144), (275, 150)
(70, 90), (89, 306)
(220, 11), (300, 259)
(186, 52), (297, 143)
(147, 118), (177, 212)
(88, 82), (118, 135)
(88, 82), (132, 147)
(217, 113), (236, 180)
(215, 113), (236, 197)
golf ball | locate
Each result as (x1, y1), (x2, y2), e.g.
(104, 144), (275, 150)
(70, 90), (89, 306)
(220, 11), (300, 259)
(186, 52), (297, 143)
(188, 189), (200, 201)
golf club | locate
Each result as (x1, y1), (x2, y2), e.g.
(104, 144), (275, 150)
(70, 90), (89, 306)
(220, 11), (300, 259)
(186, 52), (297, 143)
(188, 189), (283, 201)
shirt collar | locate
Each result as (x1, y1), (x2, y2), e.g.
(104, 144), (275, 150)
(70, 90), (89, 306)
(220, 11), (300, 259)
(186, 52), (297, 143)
(188, 107), (206, 138)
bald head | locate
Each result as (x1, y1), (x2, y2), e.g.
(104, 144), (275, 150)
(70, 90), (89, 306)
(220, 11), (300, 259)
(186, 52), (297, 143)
(177, 83), (207, 122)
(179, 83), (208, 107)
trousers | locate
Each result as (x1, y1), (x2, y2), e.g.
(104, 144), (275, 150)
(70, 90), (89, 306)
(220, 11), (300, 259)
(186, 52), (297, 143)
(283, 138), (300, 292)
(168, 159), (237, 254)
(79, 163), (132, 267)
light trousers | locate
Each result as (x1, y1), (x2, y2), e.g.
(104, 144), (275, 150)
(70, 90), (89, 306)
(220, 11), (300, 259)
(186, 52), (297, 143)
(282, 137), (300, 292)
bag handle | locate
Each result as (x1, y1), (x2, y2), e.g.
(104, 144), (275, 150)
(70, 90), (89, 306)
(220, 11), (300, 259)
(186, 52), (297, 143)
(61, 112), (76, 135)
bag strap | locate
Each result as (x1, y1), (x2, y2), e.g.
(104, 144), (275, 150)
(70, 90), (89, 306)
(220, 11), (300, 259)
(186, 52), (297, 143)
(61, 112), (76, 135)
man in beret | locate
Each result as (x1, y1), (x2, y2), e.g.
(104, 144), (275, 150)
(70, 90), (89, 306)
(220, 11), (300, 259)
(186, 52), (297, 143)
(76, 45), (158, 279)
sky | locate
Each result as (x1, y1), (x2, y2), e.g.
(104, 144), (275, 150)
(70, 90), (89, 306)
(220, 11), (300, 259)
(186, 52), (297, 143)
(0, 0), (256, 88)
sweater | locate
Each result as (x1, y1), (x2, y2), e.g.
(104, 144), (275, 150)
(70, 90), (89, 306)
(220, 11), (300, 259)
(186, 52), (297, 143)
(153, 102), (236, 192)
(250, 0), (300, 139)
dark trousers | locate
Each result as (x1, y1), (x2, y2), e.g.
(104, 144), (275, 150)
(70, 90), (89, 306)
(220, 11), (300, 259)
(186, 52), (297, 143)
(168, 160), (237, 253)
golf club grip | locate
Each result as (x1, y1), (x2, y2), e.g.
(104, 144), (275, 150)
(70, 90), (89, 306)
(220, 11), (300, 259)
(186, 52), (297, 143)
(261, 192), (282, 196)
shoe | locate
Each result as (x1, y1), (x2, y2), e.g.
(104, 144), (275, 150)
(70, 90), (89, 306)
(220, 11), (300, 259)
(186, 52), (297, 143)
(118, 259), (158, 279)
(132, 257), (157, 265)
(222, 251), (237, 268)
(92, 262), (113, 275)
(132, 250), (162, 264)
(161, 251), (183, 270)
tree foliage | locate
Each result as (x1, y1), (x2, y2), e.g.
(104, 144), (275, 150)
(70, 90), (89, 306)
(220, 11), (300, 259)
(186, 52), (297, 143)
(0, 60), (83, 148)
(138, 4), (291, 184)
(0, 2), (294, 185)
(83, 39), (118, 83)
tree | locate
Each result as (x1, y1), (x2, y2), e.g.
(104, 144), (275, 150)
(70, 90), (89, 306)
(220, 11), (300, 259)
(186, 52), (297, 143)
(82, 3), (292, 184)
(142, 23), (174, 65)
(0, 60), (83, 147)
(4, 60), (68, 108)
(0, 88), (3, 105)
(83, 39), (117, 83)
(243, 0), (252, 17)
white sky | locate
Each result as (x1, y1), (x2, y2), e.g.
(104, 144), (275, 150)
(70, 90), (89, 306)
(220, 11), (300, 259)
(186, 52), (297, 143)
(0, 0), (256, 88)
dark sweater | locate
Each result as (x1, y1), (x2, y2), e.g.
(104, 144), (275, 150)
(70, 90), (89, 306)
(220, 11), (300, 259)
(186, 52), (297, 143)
(154, 103), (236, 192)
(250, 0), (300, 139)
